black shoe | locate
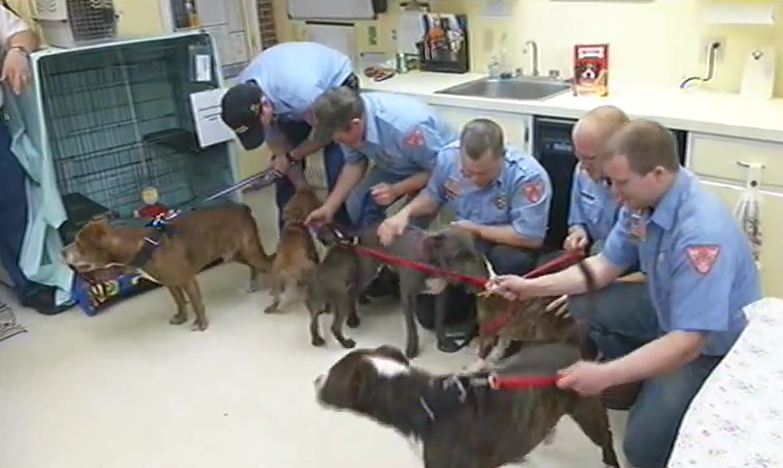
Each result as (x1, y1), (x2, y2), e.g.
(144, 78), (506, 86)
(436, 323), (478, 353)
(363, 267), (399, 298)
(20, 285), (73, 316)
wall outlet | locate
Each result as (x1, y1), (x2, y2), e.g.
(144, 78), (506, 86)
(368, 25), (378, 46)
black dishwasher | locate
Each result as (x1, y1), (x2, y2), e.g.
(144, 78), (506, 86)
(532, 116), (688, 250)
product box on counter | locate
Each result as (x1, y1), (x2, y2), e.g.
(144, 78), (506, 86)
(573, 44), (609, 97)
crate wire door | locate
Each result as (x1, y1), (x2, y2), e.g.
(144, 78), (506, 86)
(40, 36), (235, 220)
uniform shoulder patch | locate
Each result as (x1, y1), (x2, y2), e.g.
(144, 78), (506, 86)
(686, 245), (720, 275)
(521, 180), (544, 203)
(404, 127), (426, 148)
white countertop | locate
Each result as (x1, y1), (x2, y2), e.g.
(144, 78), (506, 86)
(361, 71), (783, 143)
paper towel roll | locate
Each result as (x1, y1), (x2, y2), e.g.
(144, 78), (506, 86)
(704, 2), (779, 25)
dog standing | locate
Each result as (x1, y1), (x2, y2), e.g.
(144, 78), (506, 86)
(315, 344), (619, 468)
(264, 187), (322, 314)
(62, 204), (272, 330)
(304, 225), (382, 348)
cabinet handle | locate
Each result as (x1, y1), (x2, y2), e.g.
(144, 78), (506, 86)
(524, 126), (529, 144)
(736, 160), (765, 169)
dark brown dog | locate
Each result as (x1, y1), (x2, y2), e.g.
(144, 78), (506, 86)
(62, 204), (272, 330)
(315, 344), (619, 468)
(305, 224), (386, 349)
(264, 187), (321, 314)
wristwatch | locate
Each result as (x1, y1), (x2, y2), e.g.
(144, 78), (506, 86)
(8, 46), (28, 58)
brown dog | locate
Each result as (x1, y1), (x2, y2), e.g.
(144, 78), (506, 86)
(62, 204), (272, 330)
(264, 187), (321, 314)
(315, 344), (619, 468)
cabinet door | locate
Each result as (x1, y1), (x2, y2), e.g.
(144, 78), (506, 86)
(700, 178), (783, 299)
(429, 104), (533, 154)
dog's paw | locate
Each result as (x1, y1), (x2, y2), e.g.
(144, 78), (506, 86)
(263, 304), (279, 314)
(357, 294), (370, 305)
(169, 313), (187, 325)
(340, 338), (356, 349)
(346, 314), (361, 328)
(405, 343), (419, 359)
(311, 336), (326, 347)
(191, 320), (208, 332)
(437, 338), (463, 354)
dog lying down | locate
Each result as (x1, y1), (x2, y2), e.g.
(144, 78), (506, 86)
(62, 203), (272, 330)
(315, 344), (619, 468)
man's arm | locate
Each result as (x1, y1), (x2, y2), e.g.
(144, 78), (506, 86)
(322, 160), (367, 212)
(477, 225), (542, 249)
(395, 189), (440, 220)
(289, 138), (327, 162)
(392, 171), (430, 198)
(526, 253), (623, 296)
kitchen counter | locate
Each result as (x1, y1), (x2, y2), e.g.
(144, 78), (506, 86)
(361, 71), (783, 143)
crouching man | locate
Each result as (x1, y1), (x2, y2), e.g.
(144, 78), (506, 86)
(378, 118), (552, 351)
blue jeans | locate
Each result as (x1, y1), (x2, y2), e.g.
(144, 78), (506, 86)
(346, 166), (433, 229)
(0, 121), (31, 298)
(569, 283), (721, 468)
(274, 121), (348, 229)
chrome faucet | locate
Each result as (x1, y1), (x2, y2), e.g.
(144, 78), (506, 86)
(523, 40), (540, 77)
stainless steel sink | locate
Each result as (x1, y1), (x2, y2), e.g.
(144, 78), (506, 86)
(435, 77), (571, 101)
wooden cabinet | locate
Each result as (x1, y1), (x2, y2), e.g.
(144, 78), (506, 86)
(427, 103), (533, 155)
(687, 132), (783, 298)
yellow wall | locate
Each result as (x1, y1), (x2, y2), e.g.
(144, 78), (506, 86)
(275, 0), (783, 97)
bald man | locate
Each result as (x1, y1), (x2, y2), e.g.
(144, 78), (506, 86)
(565, 105), (629, 253)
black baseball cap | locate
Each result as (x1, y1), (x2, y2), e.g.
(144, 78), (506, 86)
(220, 82), (265, 150)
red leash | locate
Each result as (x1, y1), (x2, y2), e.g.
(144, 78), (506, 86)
(489, 374), (560, 390)
(351, 245), (487, 289)
(480, 250), (585, 337)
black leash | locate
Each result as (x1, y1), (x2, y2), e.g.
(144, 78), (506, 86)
(127, 168), (280, 268)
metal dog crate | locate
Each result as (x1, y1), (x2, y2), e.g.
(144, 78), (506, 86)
(19, 32), (239, 242)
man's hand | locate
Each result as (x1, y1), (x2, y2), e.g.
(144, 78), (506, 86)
(485, 275), (531, 301)
(370, 183), (400, 206)
(450, 220), (482, 237)
(556, 361), (613, 396)
(2, 48), (30, 95)
(545, 294), (569, 317)
(378, 213), (409, 246)
(270, 154), (292, 176)
(564, 226), (589, 252)
(305, 204), (335, 227)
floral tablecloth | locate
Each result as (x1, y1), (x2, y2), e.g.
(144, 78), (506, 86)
(668, 297), (783, 468)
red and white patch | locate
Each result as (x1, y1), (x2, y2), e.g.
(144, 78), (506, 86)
(522, 181), (544, 203)
(686, 245), (720, 275)
(404, 128), (426, 148)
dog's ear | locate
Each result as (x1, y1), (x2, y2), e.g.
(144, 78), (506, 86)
(373, 345), (410, 366)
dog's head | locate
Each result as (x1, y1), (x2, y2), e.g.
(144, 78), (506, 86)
(283, 187), (321, 223)
(315, 345), (410, 412)
(421, 226), (488, 292)
(62, 216), (119, 272)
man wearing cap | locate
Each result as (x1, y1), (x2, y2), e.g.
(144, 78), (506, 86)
(220, 41), (358, 226)
(304, 88), (457, 229)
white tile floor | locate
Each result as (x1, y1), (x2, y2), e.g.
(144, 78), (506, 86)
(0, 191), (628, 468)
